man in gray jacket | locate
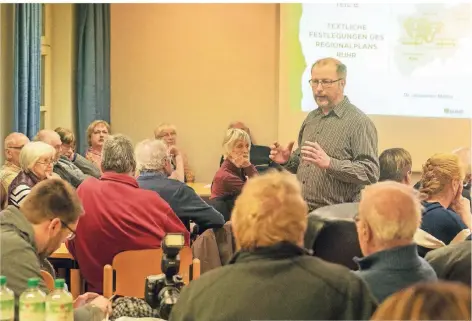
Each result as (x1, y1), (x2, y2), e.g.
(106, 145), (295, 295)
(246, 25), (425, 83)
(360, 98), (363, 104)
(0, 179), (110, 320)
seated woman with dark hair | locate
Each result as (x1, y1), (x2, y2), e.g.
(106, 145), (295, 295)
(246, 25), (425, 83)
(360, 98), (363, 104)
(211, 128), (258, 200)
(219, 121), (281, 174)
(415, 153), (471, 257)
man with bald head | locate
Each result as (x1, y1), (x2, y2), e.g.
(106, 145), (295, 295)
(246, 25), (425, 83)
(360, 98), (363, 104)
(34, 129), (87, 188)
(1, 133), (30, 193)
(353, 181), (437, 302)
(270, 57), (379, 211)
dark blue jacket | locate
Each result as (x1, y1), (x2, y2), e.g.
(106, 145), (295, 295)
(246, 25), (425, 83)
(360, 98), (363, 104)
(354, 244), (437, 303)
(137, 172), (225, 231)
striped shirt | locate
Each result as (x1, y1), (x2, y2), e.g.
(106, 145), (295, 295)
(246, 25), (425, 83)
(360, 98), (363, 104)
(285, 96), (379, 210)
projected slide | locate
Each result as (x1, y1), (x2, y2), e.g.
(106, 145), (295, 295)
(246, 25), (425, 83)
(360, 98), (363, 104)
(293, 3), (472, 118)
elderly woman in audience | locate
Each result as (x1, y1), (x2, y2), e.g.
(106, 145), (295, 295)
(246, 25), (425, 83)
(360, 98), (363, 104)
(54, 127), (101, 178)
(371, 282), (471, 321)
(354, 181), (437, 303)
(8, 142), (57, 208)
(170, 171), (377, 321)
(219, 121), (281, 173)
(85, 120), (110, 171)
(211, 128), (258, 200)
(416, 153), (471, 257)
(378, 147), (412, 184)
(154, 122), (194, 182)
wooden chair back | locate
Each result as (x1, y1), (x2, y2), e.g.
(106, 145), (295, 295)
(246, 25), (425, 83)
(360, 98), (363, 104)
(40, 270), (55, 292)
(103, 247), (200, 299)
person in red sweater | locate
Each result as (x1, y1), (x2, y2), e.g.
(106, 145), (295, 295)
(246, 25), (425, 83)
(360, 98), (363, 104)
(67, 134), (189, 293)
(211, 128), (258, 199)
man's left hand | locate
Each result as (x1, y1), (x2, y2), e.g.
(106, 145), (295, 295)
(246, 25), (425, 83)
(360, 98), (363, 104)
(301, 141), (331, 169)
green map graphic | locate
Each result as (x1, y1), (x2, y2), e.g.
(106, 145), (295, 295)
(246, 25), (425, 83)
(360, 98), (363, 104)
(394, 3), (471, 76)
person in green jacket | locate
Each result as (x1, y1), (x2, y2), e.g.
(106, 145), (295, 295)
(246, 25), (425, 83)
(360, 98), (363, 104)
(0, 178), (111, 321)
(170, 170), (378, 321)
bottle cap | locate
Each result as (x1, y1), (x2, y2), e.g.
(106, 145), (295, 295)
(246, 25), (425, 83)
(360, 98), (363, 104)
(27, 278), (39, 288)
(54, 279), (65, 289)
(0, 275), (6, 286)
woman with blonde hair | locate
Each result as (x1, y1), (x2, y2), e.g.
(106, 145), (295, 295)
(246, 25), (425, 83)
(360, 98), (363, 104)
(154, 122), (194, 183)
(85, 120), (111, 171)
(415, 153), (471, 257)
(8, 142), (57, 208)
(210, 128), (258, 200)
(371, 281), (471, 321)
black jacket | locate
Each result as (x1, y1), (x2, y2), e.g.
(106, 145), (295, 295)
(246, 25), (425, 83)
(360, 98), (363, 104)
(170, 242), (377, 321)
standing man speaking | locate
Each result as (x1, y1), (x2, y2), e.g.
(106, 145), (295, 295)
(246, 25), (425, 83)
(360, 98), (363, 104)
(270, 58), (379, 211)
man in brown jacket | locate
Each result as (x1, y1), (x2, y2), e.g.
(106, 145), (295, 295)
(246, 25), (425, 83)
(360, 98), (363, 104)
(170, 171), (377, 321)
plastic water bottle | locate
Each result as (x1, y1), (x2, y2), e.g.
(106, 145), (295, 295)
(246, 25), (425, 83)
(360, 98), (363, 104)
(45, 279), (73, 321)
(19, 278), (45, 321)
(0, 276), (15, 321)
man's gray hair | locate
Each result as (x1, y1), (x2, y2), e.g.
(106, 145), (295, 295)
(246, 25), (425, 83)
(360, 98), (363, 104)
(135, 139), (168, 172)
(101, 134), (136, 174)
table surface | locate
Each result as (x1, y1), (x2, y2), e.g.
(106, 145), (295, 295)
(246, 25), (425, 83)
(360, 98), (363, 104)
(51, 243), (73, 259)
(186, 182), (211, 197)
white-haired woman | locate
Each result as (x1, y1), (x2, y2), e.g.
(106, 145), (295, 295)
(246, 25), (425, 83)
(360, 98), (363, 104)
(210, 128), (258, 199)
(8, 141), (57, 208)
(154, 122), (194, 183)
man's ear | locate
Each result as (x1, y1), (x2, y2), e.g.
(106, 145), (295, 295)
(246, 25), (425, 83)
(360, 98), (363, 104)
(47, 218), (62, 235)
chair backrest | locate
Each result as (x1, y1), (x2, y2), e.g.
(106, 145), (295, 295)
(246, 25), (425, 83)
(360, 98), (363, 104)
(305, 203), (362, 270)
(40, 270), (55, 292)
(0, 184), (6, 210)
(103, 247), (199, 299)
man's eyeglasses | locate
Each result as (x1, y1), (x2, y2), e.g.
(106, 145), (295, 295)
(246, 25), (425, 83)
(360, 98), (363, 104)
(6, 145), (25, 150)
(308, 78), (343, 88)
(61, 220), (76, 240)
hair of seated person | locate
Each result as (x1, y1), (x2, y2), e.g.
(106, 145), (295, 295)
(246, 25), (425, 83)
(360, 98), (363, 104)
(371, 281), (471, 321)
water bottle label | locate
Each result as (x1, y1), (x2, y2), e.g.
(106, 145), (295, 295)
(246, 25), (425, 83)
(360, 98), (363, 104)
(46, 302), (73, 321)
(19, 301), (45, 319)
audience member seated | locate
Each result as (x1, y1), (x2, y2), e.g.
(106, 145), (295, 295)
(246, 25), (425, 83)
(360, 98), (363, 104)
(219, 121), (281, 173)
(170, 171), (377, 321)
(371, 282), (471, 321)
(67, 134), (189, 293)
(211, 128), (257, 200)
(415, 153), (471, 256)
(54, 127), (101, 178)
(425, 239), (471, 286)
(0, 133), (30, 193)
(353, 181), (437, 303)
(0, 179), (111, 320)
(135, 139), (224, 232)
(415, 147), (471, 203)
(8, 142), (56, 208)
(378, 147), (412, 184)
(35, 129), (88, 188)
(305, 203), (361, 270)
(154, 122), (194, 182)
(85, 120), (110, 171)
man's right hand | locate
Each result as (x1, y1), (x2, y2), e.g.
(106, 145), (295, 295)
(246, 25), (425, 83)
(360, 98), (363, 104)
(269, 141), (295, 164)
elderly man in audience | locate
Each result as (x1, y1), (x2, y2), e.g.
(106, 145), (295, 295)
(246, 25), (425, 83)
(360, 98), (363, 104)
(353, 181), (437, 303)
(8, 142), (57, 208)
(154, 122), (194, 182)
(54, 127), (101, 178)
(0, 132), (30, 193)
(135, 139), (224, 232)
(416, 153), (471, 257)
(378, 148), (412, 184)
(67, 134), (189, 293)
(85, 120), (110, 171)
(211, 128), (258, 200)
(170, 171), (377, 321)
(219, 121), (281, 173)
(0, 179), (111, 320)
(35, 129), (88, 188)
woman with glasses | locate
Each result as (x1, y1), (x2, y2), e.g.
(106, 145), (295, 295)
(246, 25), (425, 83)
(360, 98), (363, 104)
(8, 141), (58, 208)
(154, 122), (195, 183)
